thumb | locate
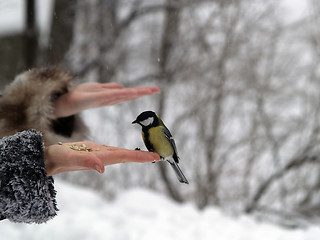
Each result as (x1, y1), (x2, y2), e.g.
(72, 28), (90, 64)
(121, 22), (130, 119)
(81, 154), (105, 174)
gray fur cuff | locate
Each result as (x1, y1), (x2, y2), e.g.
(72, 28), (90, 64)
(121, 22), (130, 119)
(0, 67), (88, 146)
(0, 130), (58, 223)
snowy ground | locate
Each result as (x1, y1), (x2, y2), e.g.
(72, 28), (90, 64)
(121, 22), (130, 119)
(1, 180), (320, 240)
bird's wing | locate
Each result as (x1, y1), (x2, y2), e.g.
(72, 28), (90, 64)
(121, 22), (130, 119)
(162, 126), (179, 162)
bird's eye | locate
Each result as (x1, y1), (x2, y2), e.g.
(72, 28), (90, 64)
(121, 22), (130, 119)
(140, 117), (154, 126)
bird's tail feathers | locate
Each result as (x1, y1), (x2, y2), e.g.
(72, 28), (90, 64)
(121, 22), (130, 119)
(169, 161), (189, 184)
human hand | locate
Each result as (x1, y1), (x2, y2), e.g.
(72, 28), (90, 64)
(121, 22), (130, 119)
(44, 142), (160, 176)
(53, 82), (160, 118)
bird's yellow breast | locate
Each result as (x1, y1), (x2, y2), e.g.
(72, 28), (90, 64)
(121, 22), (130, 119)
(144, 126), (174, 158)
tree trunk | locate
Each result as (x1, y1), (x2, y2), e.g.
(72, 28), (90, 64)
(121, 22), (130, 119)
(48, 0), (77, 65)
(157, 0), (183, 202)
(24, 0), (38, 69)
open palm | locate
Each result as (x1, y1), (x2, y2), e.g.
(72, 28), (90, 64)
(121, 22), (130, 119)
(44, 141), (160, 176)
(54, 82), (160, 118)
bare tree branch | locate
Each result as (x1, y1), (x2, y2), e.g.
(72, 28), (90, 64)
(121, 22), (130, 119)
(246, 155), (320, 213)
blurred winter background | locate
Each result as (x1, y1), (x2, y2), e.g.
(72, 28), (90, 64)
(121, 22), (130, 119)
(1, 0), (320, 239)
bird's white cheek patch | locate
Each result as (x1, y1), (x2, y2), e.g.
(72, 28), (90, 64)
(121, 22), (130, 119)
(140, 117), (154, 126)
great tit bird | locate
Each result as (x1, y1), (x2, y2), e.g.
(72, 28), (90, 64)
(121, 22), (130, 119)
(132, 111), (189, 184)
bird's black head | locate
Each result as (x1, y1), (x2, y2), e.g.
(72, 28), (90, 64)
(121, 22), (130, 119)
(132, 111), (159, 128)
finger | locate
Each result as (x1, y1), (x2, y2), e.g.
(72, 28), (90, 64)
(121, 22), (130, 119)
(132, 86), (160, 95)
(99, 89), (151, 103)
(134, 86), (160, 91)
(77, 153), (105, 174)
(131, 87), (155, 95)
(132, 151), (161, 163)
(114, 149), (160, 163)
(100, 148), (160, 165)
(101, 83), (124, 89)
(95, 87), (158, 107)
(106, 91), (158, 105)
(100, 95), (143, 106)
(148, 86), (161, 93)
(111, 87), (158, 97)
(102, 145), (123, 151)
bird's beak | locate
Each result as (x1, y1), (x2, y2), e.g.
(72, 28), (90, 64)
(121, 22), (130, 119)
(132, 119), (138, 124)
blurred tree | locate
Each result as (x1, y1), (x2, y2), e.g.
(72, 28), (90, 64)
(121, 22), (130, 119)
(156, 0), (183, 203)
(47, 0), (77, 65)
(0, 35), (24, 90)
(24, 0), (38, 68)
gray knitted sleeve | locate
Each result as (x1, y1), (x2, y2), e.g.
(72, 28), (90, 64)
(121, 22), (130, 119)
(0, 129), (58, 223)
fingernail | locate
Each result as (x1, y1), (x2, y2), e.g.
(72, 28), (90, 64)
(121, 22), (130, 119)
(94, 165), (103, 174)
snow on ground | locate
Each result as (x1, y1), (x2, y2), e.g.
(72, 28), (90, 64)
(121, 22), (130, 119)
(1, 179), (320, 240)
